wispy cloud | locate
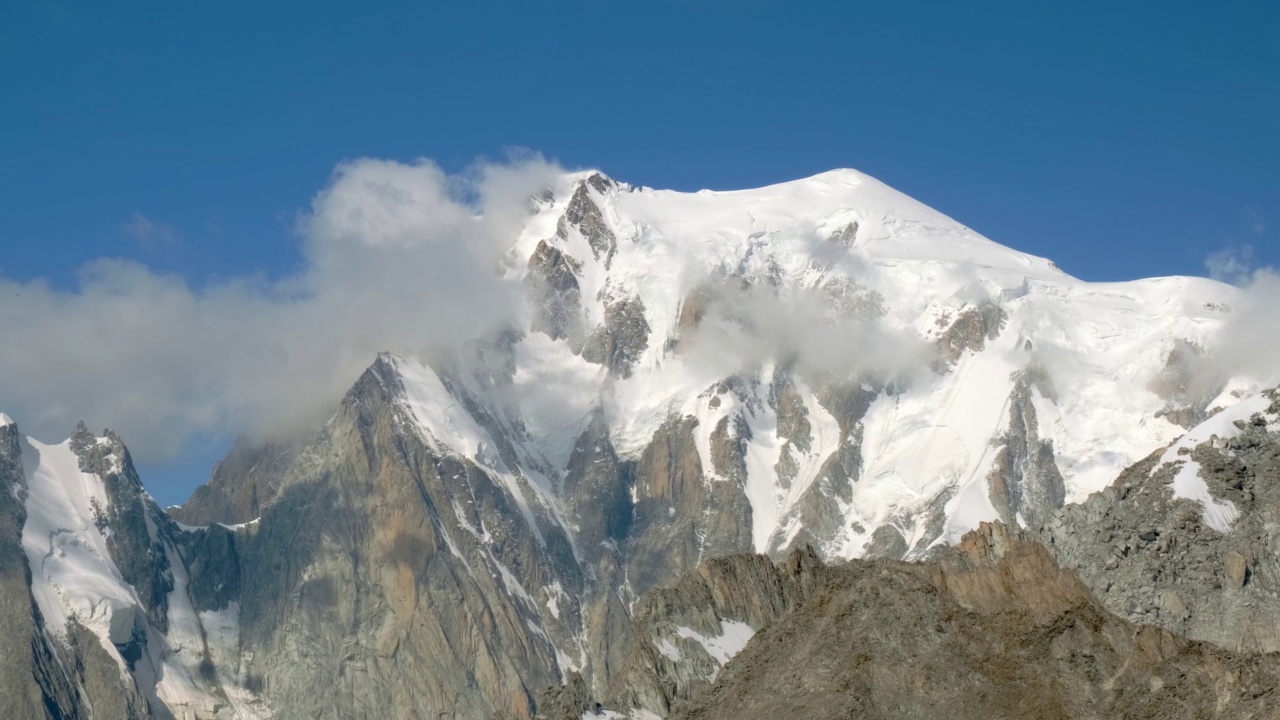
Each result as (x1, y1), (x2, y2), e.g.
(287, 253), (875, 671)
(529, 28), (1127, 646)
(123, 212), (183, 248)
(1244, 206), (1266, 236)
(1205, 244), (1257, 286)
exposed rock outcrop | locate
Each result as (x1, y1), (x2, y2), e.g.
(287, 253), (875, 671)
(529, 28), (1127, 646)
(827, 221), (859, 247)
(936, 302), (1006, 365)
(70, 424), (175, 631)
(1041, 390), (1280, 653)
(527, 240), (586, 349)
(170, 435), (304, 526)
(627, 416), (753, 597)
(773, 379), (879, 555)
(0, 421), (87, 719)
(987, 369), (1067, 530)
(560, 178), (617, 265)
(543, 523), (1280, 719)
(232, 355), (578, 719)
(582, 294), (651, 377)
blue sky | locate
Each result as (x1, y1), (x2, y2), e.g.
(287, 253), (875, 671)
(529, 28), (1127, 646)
(3, 1), (1277, 503)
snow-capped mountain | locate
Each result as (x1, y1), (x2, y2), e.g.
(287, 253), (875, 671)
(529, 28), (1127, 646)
(364, 167), (1246, 569)
(0, 168), (1261, 719)
(0, 417), (263, 718)
(491, 168), (1244, 559)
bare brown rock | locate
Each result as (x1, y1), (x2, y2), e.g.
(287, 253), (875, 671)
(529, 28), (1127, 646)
(669, 523), (1280, 720)
(936, 302), (1006, 365)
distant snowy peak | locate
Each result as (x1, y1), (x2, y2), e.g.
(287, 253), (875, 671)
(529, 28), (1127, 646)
(16, 168), (1261, 717)
(11, 419), (263, 717)
(514, 169), (1240, 367)
(22, 431), (137, 641)
(0, 411), (13, 427)
(530, 167), (1072, 280)
(347, 167), (1262, 564)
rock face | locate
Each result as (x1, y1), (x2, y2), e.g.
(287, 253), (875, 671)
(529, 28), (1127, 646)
(936, 302), (1006, 365)
(0, 416), (264, 719)
(1042, 389), (1280, 653)
(987, 369), (1067, 530)
(560, 178), (618, 265)
(607, 547), (828, 717)
(70, 423), (175, 631)
(170, 435), (304, 526)
(626, 415), (755, 596)
(544, 523), (1280, 719)
(230, 355), (576, 720)
(0, 419), (85, 719)
(775, 378), (878, 556)
(581, 295), (651, 377)
(526, 239), (586, 348)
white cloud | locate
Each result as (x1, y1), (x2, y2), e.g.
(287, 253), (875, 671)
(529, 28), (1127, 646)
(679, 279), (933, 385)
(1205, 245), (1256, 286)
(1244, 206), (1266, 236)
(0, 154), (562, 460)
(1213, 268), (1280, 388)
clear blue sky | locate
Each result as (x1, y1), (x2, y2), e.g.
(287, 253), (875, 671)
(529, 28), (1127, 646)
(3, 0), (1276, 503)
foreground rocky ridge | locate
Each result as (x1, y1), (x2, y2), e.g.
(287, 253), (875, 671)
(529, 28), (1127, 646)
(1042, 389), (1280, 653)
(541, 523), (1280, 719)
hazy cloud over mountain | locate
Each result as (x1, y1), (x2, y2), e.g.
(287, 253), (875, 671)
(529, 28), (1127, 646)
(0, 154), (561, 460)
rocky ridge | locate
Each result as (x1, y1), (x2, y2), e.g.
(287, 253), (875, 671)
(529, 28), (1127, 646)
(541, 523), (1280, 719)
(1041, 388), (1280, 653)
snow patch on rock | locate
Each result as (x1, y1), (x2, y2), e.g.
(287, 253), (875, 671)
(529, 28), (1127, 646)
(1152, 394), (1273, 532)
(674, 620), (755, 666)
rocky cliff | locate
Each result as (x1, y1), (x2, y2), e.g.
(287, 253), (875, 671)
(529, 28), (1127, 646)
(1041, 388), (1280, 653)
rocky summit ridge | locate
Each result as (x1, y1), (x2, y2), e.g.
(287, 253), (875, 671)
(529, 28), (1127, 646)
(0, 168), (1275, 718)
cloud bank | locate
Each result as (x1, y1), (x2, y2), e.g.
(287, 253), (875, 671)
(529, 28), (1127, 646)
(0, 155), (562, 460)
(678, 277), (934, 387)
(1215, 268), (1280, 388)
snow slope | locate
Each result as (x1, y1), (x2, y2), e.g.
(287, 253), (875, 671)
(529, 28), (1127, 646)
(17, 428), (267, 718)
(21, 437), (138, 646)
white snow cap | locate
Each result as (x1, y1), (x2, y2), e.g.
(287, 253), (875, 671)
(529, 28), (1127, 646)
(0, 411), (13, 427)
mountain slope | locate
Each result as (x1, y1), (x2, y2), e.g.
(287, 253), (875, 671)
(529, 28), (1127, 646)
(488, 168), (1244, 562)
(0, 417), (266, 719)
(4, 167), (1265, 718)
(1043, 388), (1280, 653)
(288, 166), (1246, 577)
(539, 523), (1280, 720)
